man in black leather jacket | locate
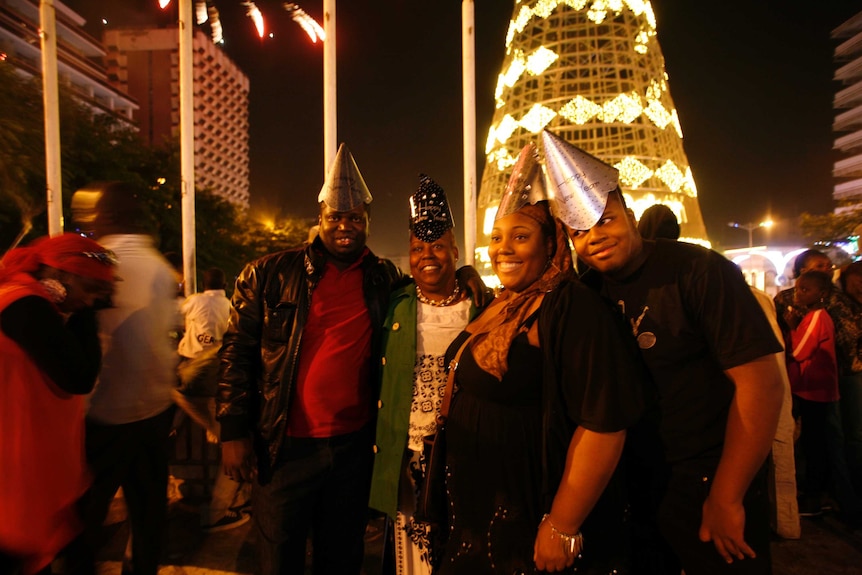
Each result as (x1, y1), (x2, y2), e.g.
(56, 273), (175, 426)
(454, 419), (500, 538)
(216, 144), (401, 574)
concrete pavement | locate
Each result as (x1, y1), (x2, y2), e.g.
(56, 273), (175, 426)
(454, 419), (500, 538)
(89, 496), (862, 575)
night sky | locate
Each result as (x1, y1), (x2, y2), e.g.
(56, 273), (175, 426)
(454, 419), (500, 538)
(66, 0), (860, 258)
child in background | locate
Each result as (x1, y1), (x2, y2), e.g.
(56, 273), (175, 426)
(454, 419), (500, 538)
(785, 270), (839, 516)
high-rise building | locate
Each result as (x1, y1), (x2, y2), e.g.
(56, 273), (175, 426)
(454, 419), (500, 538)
(103, 27), (250, 208)
(833, 10), (862, 211)
(478, 0), (708, 250)
(0, 0), (136, 125)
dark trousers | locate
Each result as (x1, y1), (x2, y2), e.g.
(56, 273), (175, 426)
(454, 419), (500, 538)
(840, 373), (862, 492)
(795, 396), (831, 496)
(0, 550), (48, 575)
(253, 423), (374, 575)
(793, 394), (862, 519)
(67, 407), (175, 575)
(656, 459), (772, 575)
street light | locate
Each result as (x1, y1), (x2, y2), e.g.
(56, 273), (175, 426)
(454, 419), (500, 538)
(728, 219), (773, 249)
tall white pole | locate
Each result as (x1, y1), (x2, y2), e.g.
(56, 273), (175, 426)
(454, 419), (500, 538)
(462, 0), (476, 265)
(323, 0), (337, 175)
(40, 0), (62, 236)
(179, 0), (196, 294)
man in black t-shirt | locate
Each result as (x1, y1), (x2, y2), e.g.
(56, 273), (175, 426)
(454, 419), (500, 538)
(541, 126), (784, 575)
(572, 190), (784, 574)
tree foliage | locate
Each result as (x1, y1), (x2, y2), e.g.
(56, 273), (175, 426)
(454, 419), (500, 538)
(0, 65), (45, 249)
(0, 61), (312, 289)
(799, 210), (862, 243)
(798, 209), (862, 267)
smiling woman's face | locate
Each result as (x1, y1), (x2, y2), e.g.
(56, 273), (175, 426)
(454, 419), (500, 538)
(409, 230), (458, 299)
(489, 212), (551, 294)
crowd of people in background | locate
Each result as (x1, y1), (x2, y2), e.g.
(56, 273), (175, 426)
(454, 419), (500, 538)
(773, 250), (862, 529)
(2, 130), (862, 575)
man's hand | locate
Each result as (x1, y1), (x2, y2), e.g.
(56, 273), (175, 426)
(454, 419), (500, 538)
(699, 494), (755, 564)
(221, 437), (256, 482)
(455, 265), (491, 308)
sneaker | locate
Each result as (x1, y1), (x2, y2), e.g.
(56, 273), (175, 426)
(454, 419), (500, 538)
(202, 510), (251, 533)
(230, 499), (252, 516)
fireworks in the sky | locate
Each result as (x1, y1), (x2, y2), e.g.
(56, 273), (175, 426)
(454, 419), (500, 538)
(242, 2), (265, 38)
(283, 2), (326, 43)
(158, 1), (323, 45)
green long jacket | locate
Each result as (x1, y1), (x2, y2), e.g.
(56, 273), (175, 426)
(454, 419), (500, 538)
(368, 283), (479, 518)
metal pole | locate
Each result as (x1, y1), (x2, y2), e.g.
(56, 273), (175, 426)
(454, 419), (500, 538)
(462, 0), (476, 265)
(179, 0), (196, 295)
(323, 0), (337, 175)
(40, 0), (62, 236)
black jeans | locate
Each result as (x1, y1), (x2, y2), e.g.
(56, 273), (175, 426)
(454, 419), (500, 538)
(254, 422), (375, 575)
(67, 406), (175, 575)
(657, 459), (771, 575)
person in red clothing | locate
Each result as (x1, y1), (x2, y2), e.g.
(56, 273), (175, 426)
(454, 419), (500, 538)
(785, 270), (840, 516)
(217, 144), (404, 574)
(0, 233), (117, 575)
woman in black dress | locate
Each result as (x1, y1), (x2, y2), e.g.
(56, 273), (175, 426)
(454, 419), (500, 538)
(438, 145), (649, 574)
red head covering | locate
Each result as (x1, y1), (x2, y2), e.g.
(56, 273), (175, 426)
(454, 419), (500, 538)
(0, 233), (117, 283)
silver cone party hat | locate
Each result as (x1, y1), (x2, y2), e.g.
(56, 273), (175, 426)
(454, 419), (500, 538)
(410, 174), (454, 242)
(542, 130), (619, 230)
(318, 143), (373, 210)
(496, 142), (550, 221)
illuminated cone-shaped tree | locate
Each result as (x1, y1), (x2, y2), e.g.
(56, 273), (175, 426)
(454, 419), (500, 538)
(478, 0), (708, 249)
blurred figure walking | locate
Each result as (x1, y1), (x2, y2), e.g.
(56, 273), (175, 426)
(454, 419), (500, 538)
(67, 181), (178, 575)
(0, 234), (117, 574)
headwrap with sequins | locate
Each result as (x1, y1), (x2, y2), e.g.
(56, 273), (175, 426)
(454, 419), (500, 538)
(0, 233), (118, 284)
(409, 174), (454, 242)
(470, 202), (573, 380)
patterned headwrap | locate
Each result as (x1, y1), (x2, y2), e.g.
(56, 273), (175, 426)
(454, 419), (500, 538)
(0, 233), (118, 284)
(471, 202), (573, 380)
(409, 174), (454, 242)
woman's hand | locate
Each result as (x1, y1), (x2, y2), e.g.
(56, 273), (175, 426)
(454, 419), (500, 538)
(533, 515), (580, 572)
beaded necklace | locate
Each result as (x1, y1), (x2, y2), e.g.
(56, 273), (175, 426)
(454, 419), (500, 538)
(416, 279), (461, 307)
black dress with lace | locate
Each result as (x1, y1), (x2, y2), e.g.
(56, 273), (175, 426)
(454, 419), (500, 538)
(437, 280), (650, 575)
(438, 331), (546, 575)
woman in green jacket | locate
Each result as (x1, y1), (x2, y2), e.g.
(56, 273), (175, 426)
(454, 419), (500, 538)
(369, 175), (487, 574)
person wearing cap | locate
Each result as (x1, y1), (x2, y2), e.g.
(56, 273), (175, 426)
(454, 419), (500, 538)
(0, 233), (117, 575)
(66, 181), (180, 575)
(173, 267), (253, 532)
(217, 144), (402, 574)
(543, 129), (785, 574)
(434, 144), (649, 574)
(368, 174), (492, 574)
